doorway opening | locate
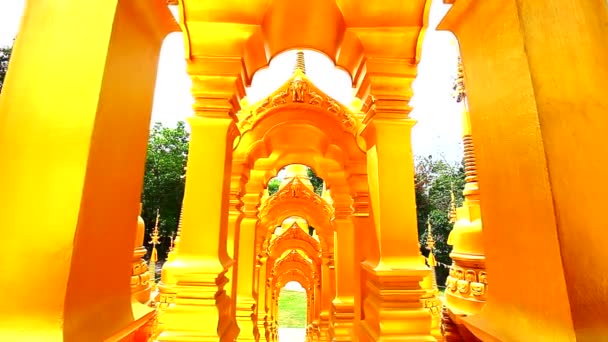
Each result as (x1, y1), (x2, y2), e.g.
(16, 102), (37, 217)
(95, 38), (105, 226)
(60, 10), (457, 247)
(277, 281), (307, 341)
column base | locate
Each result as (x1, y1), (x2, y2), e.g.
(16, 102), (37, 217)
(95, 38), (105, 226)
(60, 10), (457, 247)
(256, 320), (266, 342)
(330, 299), (356, 342)
(156, 267), (238, 341)
(319, 310), (331, 341)
(235, 300), (258, 341)
(308, 321), (321, 342)
(358, 264), (436, 342)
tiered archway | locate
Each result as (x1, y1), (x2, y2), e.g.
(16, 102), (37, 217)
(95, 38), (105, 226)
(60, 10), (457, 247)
(156, 47), (439, 341)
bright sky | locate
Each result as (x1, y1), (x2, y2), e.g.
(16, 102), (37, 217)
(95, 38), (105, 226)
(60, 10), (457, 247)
(0, 0), (463, 163)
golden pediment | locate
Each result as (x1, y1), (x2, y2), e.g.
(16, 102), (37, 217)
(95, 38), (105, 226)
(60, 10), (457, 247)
(268, 222), (321, 255)
(259, 176), (335, 220)
(237, 70), (360, 134)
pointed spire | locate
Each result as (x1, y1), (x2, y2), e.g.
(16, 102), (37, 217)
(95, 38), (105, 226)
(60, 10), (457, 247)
(149, 209), (161, 286)
(448, 185), (457, 223)
(294, 50), (306, 75)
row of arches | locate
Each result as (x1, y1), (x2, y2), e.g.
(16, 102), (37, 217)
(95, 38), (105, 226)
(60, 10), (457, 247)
(156, 59), (440, 341)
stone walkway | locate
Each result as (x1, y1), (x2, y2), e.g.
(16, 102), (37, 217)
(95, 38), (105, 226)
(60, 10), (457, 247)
(278, 328), (306, 342)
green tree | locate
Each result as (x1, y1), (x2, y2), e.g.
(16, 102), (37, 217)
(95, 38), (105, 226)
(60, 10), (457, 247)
(141, 121), (190, 261)
(0, 44), (13, 94)
(307, 167), (324, 195)
(268, 177), (281, 195)
(415, 155), (465, 287)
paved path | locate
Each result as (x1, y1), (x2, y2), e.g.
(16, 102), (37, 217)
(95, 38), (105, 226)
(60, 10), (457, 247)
(278, 328), (306, 342)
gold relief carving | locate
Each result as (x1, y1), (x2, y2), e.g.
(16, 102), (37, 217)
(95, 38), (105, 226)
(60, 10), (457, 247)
(308, 91), (323, 105)
(446, 277), (457, 292)
(270, 90), (289, 107)
(447, 267), (488, 298)
(457, 279), (470, 294)
(470, 282), (485, 297)
(465, 270), (477, 282)
(237, 74), (360, 134)
(422, 298), (442, 317)
(455, 268), (464, 280)
(479, 271), (487, 284)
(259, 176), (334, 220)
(267, 222), (321, 256)
(290, 79), (307, 102)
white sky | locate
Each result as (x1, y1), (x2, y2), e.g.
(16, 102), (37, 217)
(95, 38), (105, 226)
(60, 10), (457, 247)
(0, 0), (463, 163)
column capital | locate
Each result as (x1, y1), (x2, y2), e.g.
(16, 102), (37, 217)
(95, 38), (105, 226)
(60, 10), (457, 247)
(356, 60), (417, 123)
(241, 192), (262, 219)
(189, 57), (247, 121)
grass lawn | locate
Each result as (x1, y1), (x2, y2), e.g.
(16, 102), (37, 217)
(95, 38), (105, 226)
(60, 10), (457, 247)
(278, 290), (307, 328)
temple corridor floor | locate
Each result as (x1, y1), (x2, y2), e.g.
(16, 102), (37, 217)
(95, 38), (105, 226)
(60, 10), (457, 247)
(278, 328), (306, 342)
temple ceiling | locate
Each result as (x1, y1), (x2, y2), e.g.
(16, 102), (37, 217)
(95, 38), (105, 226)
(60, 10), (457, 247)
(176, 0), (431, 85)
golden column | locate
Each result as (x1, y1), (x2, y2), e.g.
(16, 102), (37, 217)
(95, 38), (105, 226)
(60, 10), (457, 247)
(329, 191), (356, 341)
(235, 180), (264, 341)
(319, 252), (335, 341)
(156, 57), (245, 341)
(0, 1), (176, 340)
(255, 252), (270, 341)
(358, 70), (435, 341)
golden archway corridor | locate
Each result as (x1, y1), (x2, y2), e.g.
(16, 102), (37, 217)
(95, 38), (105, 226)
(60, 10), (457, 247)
(1, 0), (608, 341)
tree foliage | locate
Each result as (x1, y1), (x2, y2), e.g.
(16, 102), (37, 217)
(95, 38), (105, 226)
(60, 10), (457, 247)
(415, 155), (465, 287)
(307, 167), (324, 196)
(0, 44), (13, 94)
(268, 177), (281, 195)
(266, 166), (324, 196)
(141, 121), (190, 260)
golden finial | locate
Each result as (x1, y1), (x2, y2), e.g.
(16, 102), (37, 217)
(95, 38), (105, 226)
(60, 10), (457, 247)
(149, 209), (161, 285)
(426, 219), (436, 267)
(294, 50), (306, 75)
(452, 56), (466, 103)
(448, 185), (457, 224)
(169, 231), (176, 251)
(150, 209), (161, 246)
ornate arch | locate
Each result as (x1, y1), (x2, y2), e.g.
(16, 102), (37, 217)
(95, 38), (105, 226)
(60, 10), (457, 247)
(268, 222), (321, 263)
(237, 71), (361, 135)
(257, 177), (334, 254)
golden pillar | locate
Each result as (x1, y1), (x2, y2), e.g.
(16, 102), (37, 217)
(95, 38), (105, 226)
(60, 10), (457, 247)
(0, 1), (175, 340)
(319, 253), (334, 341)
(329, 192), (356, 342)
(439, 0), (608, 340)
(255, 253), (270, 341)
(358, 70), (434, 341)
(235, 187), (263, 341)
(157, 57), (244, 339)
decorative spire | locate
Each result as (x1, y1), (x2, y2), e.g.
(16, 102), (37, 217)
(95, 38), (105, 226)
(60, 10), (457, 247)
(148, 209), (161, 286)
(294, 50), (306, 75)
(426, 219), (436, 267)
(452, 56), (466, 103)
(426, 220), (438, 289)
(448, 185), (457, 223)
